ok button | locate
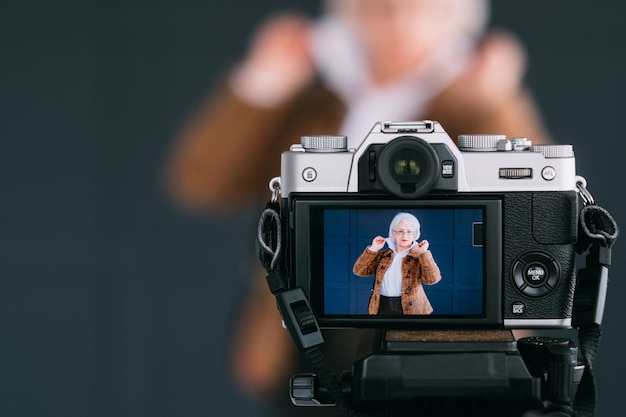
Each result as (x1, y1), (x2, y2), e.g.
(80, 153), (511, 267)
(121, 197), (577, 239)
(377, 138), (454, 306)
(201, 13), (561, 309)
(512, 251), (561, 298)
(524, 264), (548, 287)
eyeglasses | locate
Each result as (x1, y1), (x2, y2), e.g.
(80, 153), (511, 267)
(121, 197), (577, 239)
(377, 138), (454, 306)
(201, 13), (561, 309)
(393, 229), (416, 236)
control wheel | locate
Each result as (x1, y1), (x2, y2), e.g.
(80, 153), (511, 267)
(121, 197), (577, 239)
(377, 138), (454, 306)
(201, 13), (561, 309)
(512, 251), (561, 297)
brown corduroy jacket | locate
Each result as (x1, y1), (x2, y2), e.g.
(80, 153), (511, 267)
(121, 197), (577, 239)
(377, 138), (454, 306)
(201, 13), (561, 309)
(353, 247), (442, 315)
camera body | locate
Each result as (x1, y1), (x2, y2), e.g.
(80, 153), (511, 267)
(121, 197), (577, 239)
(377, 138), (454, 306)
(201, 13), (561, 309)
(280, 121), (580, 329)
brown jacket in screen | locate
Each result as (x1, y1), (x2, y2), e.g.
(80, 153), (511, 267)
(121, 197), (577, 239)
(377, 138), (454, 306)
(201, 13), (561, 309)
(353, 247), (442, 315)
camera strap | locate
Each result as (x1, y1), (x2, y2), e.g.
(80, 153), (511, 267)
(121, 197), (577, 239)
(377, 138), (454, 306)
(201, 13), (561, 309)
(571, 182), (619, 417)
(256, 195), (365, 416)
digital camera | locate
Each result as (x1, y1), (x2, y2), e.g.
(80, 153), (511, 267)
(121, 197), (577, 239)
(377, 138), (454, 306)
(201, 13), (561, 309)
(279, 120), (581, 329)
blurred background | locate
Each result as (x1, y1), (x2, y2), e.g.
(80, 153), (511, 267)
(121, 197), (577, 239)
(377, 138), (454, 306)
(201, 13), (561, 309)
(1, 1), (624, 416)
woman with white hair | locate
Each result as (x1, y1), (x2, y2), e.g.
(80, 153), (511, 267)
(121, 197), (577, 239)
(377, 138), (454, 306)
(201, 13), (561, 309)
(353, 212), (441, 315)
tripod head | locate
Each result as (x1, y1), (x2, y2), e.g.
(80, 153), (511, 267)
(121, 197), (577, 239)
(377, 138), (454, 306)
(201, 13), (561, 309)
(290, 329), (583, 417)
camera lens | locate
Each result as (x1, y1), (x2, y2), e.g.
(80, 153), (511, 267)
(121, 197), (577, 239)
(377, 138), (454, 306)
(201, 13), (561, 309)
(376, 136), (439, 198)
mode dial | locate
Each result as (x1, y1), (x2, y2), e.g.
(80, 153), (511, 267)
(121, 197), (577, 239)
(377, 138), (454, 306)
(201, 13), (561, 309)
(301, 135), (348, 152)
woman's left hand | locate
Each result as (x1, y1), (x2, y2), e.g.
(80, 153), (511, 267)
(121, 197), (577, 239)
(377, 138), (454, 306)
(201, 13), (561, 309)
(411, 240), (429, 255)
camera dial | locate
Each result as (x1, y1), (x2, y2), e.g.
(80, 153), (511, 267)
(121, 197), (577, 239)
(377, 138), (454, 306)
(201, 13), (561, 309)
(530, 144), (574, 159)
(301, 135), (348, 152)
(459, 134), (574, 159)
(458, 134), (506, 151)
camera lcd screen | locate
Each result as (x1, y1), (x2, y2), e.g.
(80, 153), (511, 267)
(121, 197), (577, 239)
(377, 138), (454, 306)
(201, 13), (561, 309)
(293, 198), (502, 327)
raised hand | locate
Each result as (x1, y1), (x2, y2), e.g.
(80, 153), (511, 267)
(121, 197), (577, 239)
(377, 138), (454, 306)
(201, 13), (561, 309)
(411, 240), (429, 255)
(369, 236), (386, 252)
(231, 14), (316, 106)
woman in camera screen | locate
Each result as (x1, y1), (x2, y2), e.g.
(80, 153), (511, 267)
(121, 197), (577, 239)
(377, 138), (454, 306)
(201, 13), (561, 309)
(353, 212), (441, 315)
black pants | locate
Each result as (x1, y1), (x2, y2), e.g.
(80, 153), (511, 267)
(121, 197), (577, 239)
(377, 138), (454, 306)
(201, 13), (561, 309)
(378, 295), (403, 315)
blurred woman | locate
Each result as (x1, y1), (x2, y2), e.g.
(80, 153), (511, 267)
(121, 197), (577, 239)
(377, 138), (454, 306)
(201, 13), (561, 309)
(165, 0), (552, 408)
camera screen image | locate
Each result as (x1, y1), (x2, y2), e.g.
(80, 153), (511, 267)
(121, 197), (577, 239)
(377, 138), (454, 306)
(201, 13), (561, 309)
(295, 198), (503, 327)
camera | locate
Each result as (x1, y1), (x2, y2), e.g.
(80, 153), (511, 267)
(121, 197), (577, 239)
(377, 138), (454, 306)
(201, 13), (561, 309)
(257, 120), (618, 416)
(279, 120), (580, 329)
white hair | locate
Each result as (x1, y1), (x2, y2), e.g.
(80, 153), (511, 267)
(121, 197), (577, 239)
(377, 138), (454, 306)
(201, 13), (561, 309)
(388, 212), (421, 240)
(326, 0), (491, 40)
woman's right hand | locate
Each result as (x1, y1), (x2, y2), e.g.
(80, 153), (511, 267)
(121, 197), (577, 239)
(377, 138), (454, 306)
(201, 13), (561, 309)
(370, 236), (386, 251)
(231, 14), (316, 106)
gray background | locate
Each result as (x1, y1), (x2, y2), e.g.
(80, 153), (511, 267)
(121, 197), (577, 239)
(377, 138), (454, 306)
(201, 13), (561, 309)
(1, 1), (624, 416)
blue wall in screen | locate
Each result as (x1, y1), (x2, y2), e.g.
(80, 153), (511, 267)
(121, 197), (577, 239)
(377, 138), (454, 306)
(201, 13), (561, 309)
(323, 209), (484, 315)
